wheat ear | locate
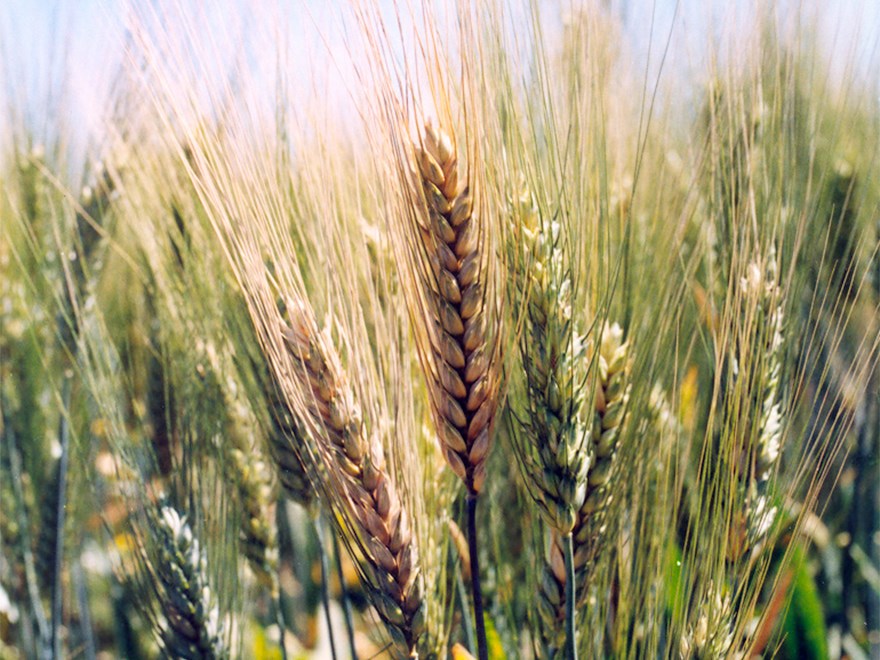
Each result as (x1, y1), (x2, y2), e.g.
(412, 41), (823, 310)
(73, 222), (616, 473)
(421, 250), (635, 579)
(279, 304), (424, 654)
(509, 190), (589, 533)
(411, 122), (500, 496)
(408, 122), (502, 660)
(741, 252), (785, 549)
(508, 191), (589, 658)
(227, 443), (277, 590)
(538, 323), (630, 652)
(152, 505), (227, 659)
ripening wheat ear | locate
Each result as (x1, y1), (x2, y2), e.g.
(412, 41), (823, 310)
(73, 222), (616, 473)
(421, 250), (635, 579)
(277, 300), (425, 654)
(408, 121), (501, 497)
(395, 120), (503, 660)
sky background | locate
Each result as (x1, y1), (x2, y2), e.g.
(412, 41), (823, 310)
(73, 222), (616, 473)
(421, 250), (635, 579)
(1, 0), (878, 181)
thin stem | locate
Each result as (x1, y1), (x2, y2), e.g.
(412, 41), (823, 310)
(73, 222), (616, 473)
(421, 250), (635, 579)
(314, 516), (339, 660)
(4, 419), (49, 648)
(456, 558), (476, 655)
(563, 532), (578, 660)
(466, 492), (488, 660)
(72, 553), (97, 660)
(49, 375), (72, 660)
(271, 577), (288, 660)
(332, 530), (358, 660)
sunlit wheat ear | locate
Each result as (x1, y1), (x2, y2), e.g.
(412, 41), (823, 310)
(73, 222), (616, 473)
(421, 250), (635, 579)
(410, 122), (500, 496)
(279, 302), (425, 653)
(152, 505), (227, 659)
(679, 580), (736, 659)
(538, 323), (631, 635)
(508, 188), (590, 534)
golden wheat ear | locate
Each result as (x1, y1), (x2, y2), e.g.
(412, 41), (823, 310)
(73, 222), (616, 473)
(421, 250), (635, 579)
(392, 118), (503, 660)
(408, 122), (500, 497)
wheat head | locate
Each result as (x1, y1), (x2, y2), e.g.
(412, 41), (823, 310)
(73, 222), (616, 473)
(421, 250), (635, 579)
(410, 122), (501, 496)
(279, 302), (424, 654)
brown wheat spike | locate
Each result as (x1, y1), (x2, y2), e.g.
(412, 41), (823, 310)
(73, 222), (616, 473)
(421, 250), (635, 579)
(410, 122), (500, 496)
(279, 303), (424, 654)
(538, 322), (630, 647)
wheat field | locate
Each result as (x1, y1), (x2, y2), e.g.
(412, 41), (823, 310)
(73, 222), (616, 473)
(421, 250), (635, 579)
(1, 1), (878, 659)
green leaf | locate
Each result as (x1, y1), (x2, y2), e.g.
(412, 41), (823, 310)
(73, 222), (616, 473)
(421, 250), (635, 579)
(780, 547), (828, 659)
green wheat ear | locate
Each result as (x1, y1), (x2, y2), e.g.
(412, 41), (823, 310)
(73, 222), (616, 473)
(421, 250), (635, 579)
(508, 187), (590, 536)
(152, 504), (228, 659)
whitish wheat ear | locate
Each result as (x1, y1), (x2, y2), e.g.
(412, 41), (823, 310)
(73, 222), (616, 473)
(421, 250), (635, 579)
(741, 250), (785, 550)
(152, 504), (227, 659)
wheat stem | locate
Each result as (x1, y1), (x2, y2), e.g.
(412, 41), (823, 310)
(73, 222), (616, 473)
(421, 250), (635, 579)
(4, 420), (49, 647)
(271, 590), (288, 660)
(315, 515), (340, 660)
(332, 531), (358, 660)
(456, 560), (476, 655)
(72, 551), (97, 660)
(563, 532), (578, 660)
(48, 375), (71, 660)
(466, 493), (487, 660)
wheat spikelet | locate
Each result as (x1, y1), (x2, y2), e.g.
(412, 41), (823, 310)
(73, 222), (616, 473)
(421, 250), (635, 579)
(279, 302), (424, 653)
(410, 122), (500, 496)
(152, 505), (227, 659)
(537, 322), (630, 649)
